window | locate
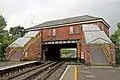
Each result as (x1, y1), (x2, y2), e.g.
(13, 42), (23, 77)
(48, 29), (52, 36)
(69, 26), (73, 34)
(52, 28), (56, 36)
(75, 26), (80, 34)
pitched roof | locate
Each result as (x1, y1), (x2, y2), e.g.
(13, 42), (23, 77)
(82, 24), (112, 44)
(8, 38), (31, 47)
(23, 31), (39, 38)
(27, 15), (101, 29)
(84, 31), (112, 44)
(8, 31), (40, 48)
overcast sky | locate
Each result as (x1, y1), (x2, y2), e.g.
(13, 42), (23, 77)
(0, 0), (120, 34)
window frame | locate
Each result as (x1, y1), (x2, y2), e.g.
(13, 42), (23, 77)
(52, 28), (56, 36)
(75, 26), (80, 34)
(69, 26), (74, 35)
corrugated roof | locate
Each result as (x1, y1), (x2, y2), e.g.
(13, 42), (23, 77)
(23, 31), (39, 38)
(27, 15), (100, 29)
(8, 38), (31, 47)
(84, 31), (112, 44)
(82, 24), (101, 31)
(8, 31), (40, 48)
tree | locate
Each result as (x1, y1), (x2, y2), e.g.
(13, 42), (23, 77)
(0, 15), (7, 43)
(0, 15), (7, 60)
(110, 22), (120, 64)
(0, 15), (26, 61)
(9, 25), (26, 39)
(117, 22), (120, 29)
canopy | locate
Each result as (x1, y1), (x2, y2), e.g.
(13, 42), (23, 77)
(82, 24), (112, 44)
(84, 31), (112, 44)
(8, 31), (40, 48)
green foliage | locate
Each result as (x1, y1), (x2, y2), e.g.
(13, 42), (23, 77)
(117, 22), (120, 29)
(61, 49), (75, 55)
(0, 15), (26, 61)
(0, 15), (6, 30)
(110, 22), (120, 64)
(0, 15), (7, 60)
(9, 25), (26, 39)
(61, 49), (69, 55)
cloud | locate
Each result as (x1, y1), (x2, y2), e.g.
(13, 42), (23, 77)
(0, 0), (120, 33)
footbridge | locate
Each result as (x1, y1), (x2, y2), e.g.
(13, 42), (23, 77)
(5, 15), (116, 66)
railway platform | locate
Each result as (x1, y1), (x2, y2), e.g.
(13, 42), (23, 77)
(59, 65), (120, 80)
(59, 65), (76, 80)
(0, 61), (37, 71)
(0, 60), (120, 80)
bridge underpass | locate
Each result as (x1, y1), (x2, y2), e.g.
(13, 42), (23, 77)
(42, 41), (78, 61)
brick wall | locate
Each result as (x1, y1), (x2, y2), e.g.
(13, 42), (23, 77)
(25, 32), (41, 60)
(97, 21), (109, 35)
(42, 24), (82, 41)
(41, 21), (110, 61)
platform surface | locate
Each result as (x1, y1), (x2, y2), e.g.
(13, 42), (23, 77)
(0, 61), (37, 71)
(59, 65), (75, 80)
(78, 66), (120, 80)
(59, 65), (120, 80)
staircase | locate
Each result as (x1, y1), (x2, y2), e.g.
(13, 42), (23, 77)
(6, 31), (40, 61)
(5, 48), (18, 61)
(89, 44), (110, 66)
(82, 24), (115, 66)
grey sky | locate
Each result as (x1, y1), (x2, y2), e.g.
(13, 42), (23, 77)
(0, 0), (120, 34)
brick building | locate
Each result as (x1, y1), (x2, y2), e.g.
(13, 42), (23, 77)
(6, 15), (116, 66)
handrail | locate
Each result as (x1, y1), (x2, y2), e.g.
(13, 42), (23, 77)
(101, 44), (111, 63)
(104, 45), (111, 61)
(6, 48), (18, 60)
(101, 45), (110, 61)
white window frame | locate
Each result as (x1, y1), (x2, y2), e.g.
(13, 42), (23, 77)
(52, 28), (56, 36)
(69, 26), (74, 34)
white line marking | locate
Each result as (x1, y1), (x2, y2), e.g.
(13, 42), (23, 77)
(0, 61), (37, 71)
(59, 65), (70, 80)
(86, 75), (95, 78)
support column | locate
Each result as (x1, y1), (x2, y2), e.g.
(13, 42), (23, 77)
(85, 45), (90, 66)
(77, 42), (81, 64)
(77, 42), (81, 58)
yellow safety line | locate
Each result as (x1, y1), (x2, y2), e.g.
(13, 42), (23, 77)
(74, 66), (78, 80)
